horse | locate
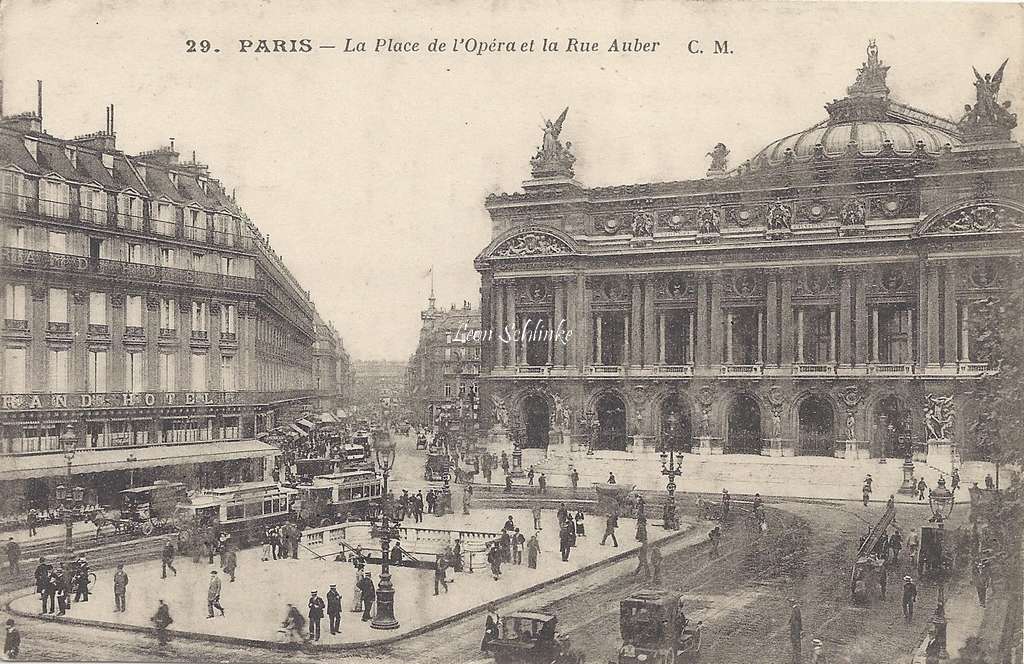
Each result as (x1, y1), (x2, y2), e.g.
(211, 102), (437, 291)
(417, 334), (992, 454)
(90, 509), (120, 539)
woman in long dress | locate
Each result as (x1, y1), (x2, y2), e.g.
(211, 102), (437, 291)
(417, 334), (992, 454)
(350, 562), (364, 612)
(527, 533), (540, 569)
(574, 511), (585, 537)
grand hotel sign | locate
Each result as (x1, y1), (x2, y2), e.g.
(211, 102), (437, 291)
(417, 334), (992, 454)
(0, 391), (252, 411)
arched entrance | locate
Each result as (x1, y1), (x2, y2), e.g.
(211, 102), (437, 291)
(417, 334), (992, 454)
(595, 393), (628, 451)
(522, 395), (550, 449)
(726, 394), (762, 455)
(659, 396), (693, 453)
(798, 395), (835, 456)
(873, 395), (911, 458)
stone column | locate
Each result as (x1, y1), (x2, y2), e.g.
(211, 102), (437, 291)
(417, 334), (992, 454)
(577, 275), (589, 369)
(643, 278), (656, 366)
(688, 311), (696, 365)
(709, 277), (723, 366)
(630, 279), (642, 367)
(926, 263), (941, 367)
(70, 290), (88, 391)
(780, 276), (794, 366)
(943, 264), (958, 366)
(725, 311), (734, 364)
(493, 282), (505, 367)
(829, 309), (837, 364)
(178, 299), (192, 390)
(757, 310), (764, 365)
(145, 295), (160, 390)
(29, 286), (47, 392)
(871, 308), (880, 363)
(796, 309), (805, 363)
(960, 303), (970, 361)
(854, 270), (868, 365)
(209, 303), (222, 390)
(695, 276), (709, 366)
(505, 283), (517, 366)
(838, 270), (853, 366)
(109, 292), (126, 392)
(553, 280), (565, 366)
(766, 272), (779, 367)
(595, 314), (603, 363)
(658, 314), (666, 364)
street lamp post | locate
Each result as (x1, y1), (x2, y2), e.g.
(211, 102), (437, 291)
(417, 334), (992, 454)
(57, 425), (82, 567)
(927, 475), (954, 660)
(578, 408), (598, 456)
(660, 412), (683, 530)
(371, 436), (400, 630)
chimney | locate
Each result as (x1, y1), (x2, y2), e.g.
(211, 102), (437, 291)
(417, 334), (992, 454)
(36, 80), (42, 128)
(110, 104), (115, 133)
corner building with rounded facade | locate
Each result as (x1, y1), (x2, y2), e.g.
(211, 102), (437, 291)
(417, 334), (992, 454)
(474, 45), (1023, 464)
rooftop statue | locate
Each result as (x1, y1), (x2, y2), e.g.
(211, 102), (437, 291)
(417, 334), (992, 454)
(706, 143), (730, 172)
(531, 107), (576, 178)
(959, 59), (1017, 140)
(847, 39), (890, 97)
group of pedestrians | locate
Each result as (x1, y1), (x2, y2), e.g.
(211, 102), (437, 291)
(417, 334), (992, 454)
(34, 556), (91, 616)
(259, 523), (302, 561)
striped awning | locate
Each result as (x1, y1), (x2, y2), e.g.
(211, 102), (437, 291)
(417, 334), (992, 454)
(295, 419), (315, 430)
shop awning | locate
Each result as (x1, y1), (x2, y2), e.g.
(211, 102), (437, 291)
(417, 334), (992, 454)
(289, 424), (307, 436)
(295, 419), (315, 430)
(1, 440), (280, 481)
(318, 413), (338, 423)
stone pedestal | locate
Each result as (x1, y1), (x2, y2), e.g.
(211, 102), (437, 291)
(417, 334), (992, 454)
(839, 439), (868, 460)
(927, 439), (954, 475)
(897, 457), (918, 495)
(695, 436), (714, 455)
(487, 428), (509, 450)
(765, 438), (787, 457)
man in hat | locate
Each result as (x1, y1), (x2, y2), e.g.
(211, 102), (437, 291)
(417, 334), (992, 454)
(810, 638), (825, 664)
(5, 537), (20, 576)
(4, 618), (20, 660)
(902, 575), (917, 623)
(326, 584), (342, 635)
(206, 570), (225, 618)
(34, 558), (53, 614)
(434, 554), (449, 596)
(151, 599), (173, 646)
(161, 539), (177, 579)
(307, 590), (325, 640)
(789, 599), (802, 664)
(223, 547), (237, 583)
(721, 489), (731, 520)
(113, 563), (129, 613)
(357, 571), (375, 621)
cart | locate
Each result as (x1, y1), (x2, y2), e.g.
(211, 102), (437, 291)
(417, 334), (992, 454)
(489, 612), (584, 664)
(118, 482), (189, 536)
(850, 555), (886, 604)
(616, 591), (702, 663)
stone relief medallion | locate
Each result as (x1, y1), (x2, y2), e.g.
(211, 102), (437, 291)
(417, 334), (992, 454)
(879, 266), (907, 293)
(802, 200), (830, 223)
(697, 385), (716, 407)
(665, 212), (686, 230)
(766, 384), (785, 409)
(970, 263), (997, 288)
(600, 216), (623, 234)
(839, 385), (863, 409)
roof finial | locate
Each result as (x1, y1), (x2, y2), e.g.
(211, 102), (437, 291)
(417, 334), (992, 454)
(847, 38), (890, 98)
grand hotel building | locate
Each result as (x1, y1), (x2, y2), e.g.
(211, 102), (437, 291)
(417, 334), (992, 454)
(475, 44), (1022, 462)
(0, 98), (336, 511)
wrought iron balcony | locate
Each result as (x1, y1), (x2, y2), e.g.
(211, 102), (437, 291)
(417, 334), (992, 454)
(653, 365), (695, 377)
(586, 365), (625, 376)
(1, 247), (262, 295)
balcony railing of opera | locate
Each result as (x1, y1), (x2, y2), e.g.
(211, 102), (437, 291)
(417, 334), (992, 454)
(190, 330), (210, 344)
(0, 389), (316, 412)
(124, 326), (145, 340)
(159, 328), (177, 341)
(219, 332), (238, 345)
(793, 363), (838, 377)
(1, 247), (262, 295)
(3, 319), (29, 338)
(719, 364), (764, 376)
(0, 193), (255, 254)
(866, 363), (916, 376)
(956, 362), (990, 376)
(88, 324), (110, 337)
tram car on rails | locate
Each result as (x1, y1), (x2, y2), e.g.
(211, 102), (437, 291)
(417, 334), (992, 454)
(293, 470), (383, 525)
(118, 481), (189, 536)
(616, 591), (702, 664)
(175, 481), (298, 546)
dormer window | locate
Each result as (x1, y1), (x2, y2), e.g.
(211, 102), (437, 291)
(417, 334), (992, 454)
(169, 172), (178, 187)
(101, 153), (115, 174)
(64, 146), (77, 168)
(23, 138), (37, 161)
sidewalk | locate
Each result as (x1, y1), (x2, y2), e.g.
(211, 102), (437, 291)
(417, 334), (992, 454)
(9, 507), (682, 646)
(911, 579), (998, 663)
(472, 449), (982, 504)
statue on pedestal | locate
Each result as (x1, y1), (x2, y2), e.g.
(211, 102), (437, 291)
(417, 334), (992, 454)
(846, 411), (857, 441)
(531, 107), (576, 178)
(924, 394), (955, 441)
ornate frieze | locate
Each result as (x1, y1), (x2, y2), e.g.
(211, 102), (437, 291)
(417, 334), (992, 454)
(515, 279), (553, 305)
(654, 274), (696, 302)
(793, 267), (839, 297)
(928, 203), (1024, 234)
(492, 231), (573, 257)
(630, 211), (656, 238)
(765, 199), (794, 238)
(590, 277), (630, 304)
(959, 260), (1007, 292)
(799, 200), (831, 223)
(868, 264), (916, 297)
(839, 199), (867, 227)
(723, 271), (764, 299)
(726, 206), (762, 228)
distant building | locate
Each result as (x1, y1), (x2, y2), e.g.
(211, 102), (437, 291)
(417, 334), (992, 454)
(313, 311), (352, 413)
(351, 359), (407, 420)
(407, 295), (481, 428)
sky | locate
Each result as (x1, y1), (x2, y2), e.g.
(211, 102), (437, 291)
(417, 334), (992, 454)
(1, 0), (1021, 361)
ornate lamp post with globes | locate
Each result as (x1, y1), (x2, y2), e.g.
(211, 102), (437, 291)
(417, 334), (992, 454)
(660, 412), (683, 530)
(927, 475), (955, 659)
(370, 435), (400, 630)
(56, 424), (84, 568)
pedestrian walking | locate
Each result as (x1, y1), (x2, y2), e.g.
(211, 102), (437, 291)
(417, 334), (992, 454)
(650, 545), (662, 584)
(270, 526), (281, 560)
(512, 528), (525, 565)
(950, 468), (961, 493)
(538, 473), (547, 494)
(151, 600), (173, 646)
(570, 468), (579, 492)
(634, 541), (651, 578)
(527, 532), (541, 569)
(5, 538), (20, 576)
(504, 475), (513, 492)
(434, 555), (449, 595)
(27, 509), (38, 537)
(307, 590), (325, 640)
(4, 619), (20, 660)
(487, 542), (502, 580)
(113, 563), (129, 613)
(500, 451), (509, 475)
(189, 529), (201, 564)
(721, 489), (731, 520)
(357, 571), (375, 621)
(499, 530), (511, 564)
(527, 467), (535, 486)
(635, 514), (648, 543)
(453, 539), (464, 573)
(206, 570), (225, 618)
(426, 491), (437, 515)
(608, 472), (616, 484)
(902, 575), (917, 623)
(161, 540), (177, 579)
(890, 527), (903, 563)
(917, 478), (927, 501)
(350, 562), (364, 613)
(601, 513), (619, 547)
(559, 522), (573, 562)
(532, 506), (542, 531)
(789, 600), (802, 664)
(973, 559), (990, 606)
(574, 511), (585, 537)
(72, 557), (90, 603)
(281, 604), (307, 644)
(984, 473), (994, 489)
(223, 548), (237, 582)
(708, 526), (722, 559)
(862, 480), (872, 506)
(556, 502), (568, 527)
(481, 605), (499, 652)
(810, 638), (825, 664)
(261, 529), (273, 561)
(326, 585), (342, 635)
(290, 525), (301, 558)
(463, 485), (472, 515)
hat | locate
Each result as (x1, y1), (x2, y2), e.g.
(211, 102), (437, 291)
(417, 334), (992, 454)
(211, 570), (218, 575)
(5, 619), (13, 626)
(812, 639), (822, 646)
(311, 590), (318, 594)
(329, 584), (336, 588)
(904, 575), (912, 581)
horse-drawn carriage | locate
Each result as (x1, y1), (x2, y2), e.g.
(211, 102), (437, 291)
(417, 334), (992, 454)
(94, 481), (189, 537)
(850, 555), (887, 604)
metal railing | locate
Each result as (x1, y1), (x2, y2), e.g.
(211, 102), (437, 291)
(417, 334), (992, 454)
(2, 247), (262, 294)
(793, 363), (837, 376)
(720, 364), (763, 376)
(866, 363), (915, 375)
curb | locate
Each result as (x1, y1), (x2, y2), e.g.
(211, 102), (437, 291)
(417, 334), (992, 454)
(5, 525), (698, 651)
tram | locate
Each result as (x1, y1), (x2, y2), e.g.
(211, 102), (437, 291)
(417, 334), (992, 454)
(293, 470), (383, 525)
(175, 481), (298, 545)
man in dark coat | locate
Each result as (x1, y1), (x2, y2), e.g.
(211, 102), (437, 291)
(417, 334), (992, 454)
(789, 599), (802, 664)
(601, 513), (619, 547)
(481, 606), (499, 652)
(6, 538), (20, 576)
(434, 555), (449, 595)
(307, 590), (325, 640)
(113, 563), (129, 612)
(35, 558), (53, 614)
(426, 491), (437, 515)
(4, 618), (21, 660)
(326, 585), (342, 635)
(357, 572), (375, 621)
(902, 575), (917, 623)
(559, 523), (572, 562)
(161, 540), (177, 578)
(151, 600), (173, 645)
